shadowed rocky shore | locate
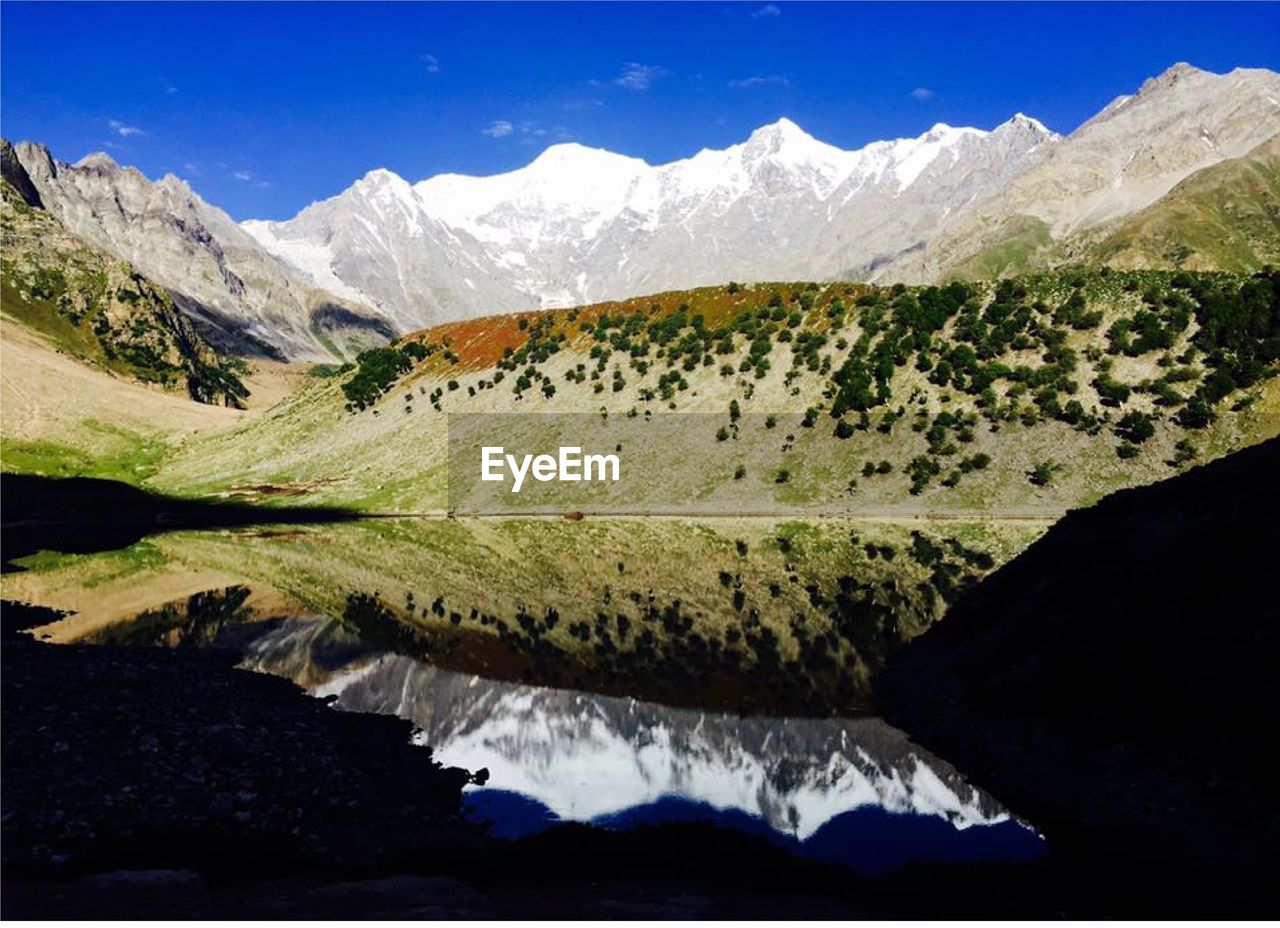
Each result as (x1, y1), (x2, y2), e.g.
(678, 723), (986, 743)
(879, 437), (1280, 917)
(1, 601), (1055, 919)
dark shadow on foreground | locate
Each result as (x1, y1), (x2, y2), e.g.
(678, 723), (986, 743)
(0, 474), (360, 570)
(878, 436), (1280, 917)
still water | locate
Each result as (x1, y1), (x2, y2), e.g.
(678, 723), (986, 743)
(7, 521), (1045, 874)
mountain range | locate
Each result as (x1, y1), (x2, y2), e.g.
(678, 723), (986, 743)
(4, 141), (394, 361)
(5, 62), (1279, 361)
(242, 617), (1016, 843)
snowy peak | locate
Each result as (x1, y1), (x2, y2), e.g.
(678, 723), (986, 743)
(748, 115), (809, 140)
(743, 117), (830, 157)
(527, 141), (647, 172)
(242, 113), (1063, 329)
(736, 118), (868, 193)
(234, 62), (1280, 334)
(354, 167), (405, 188)
(350, 167), (421, 213)
(921, 122), (981, 142)
(994, 113), (1057, 141)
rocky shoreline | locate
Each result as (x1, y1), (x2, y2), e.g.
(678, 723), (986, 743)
(1, 603), (484, 883)
(2, 601), (1059, 919)
(879, 437), (1280, 918)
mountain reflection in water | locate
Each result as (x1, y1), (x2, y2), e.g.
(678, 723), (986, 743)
(14, 567), (1043, 875)
(234, 615), (1042, 873)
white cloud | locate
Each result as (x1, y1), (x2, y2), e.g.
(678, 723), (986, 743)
(728, 75), (790, 90)
(231, 169), (271, 188)
(752, 4), (781, 18)
(165, 85), (179, 95)
(108, 119), (144, 138)
(421, 53), (440, 74)
(182, 162), (201, 177)
(910, 87), (935, 102)
(614, 62), (664, 91)
(562, 98), (604, 111)
(481, 120), (514, 138)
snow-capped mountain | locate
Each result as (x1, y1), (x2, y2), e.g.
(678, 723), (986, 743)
(242, 63), (1280, 332)
(8, 142), (395, 361)
(241, 618), (1016, 843)
(244, 114), (1058, 332)
(12, 63), (1277, 357)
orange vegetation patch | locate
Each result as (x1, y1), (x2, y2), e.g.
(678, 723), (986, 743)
(398, 281), (876, 373)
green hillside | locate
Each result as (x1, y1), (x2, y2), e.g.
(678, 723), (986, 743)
(1085, 136), (1280, 272)
(1, 177), (249, 407)
(148, 269), (1280, 514)
(947, 136), (1280, 281)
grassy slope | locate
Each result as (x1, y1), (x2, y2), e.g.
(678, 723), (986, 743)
(150, 272), (1279, 515)
(947, 216), (1062, 281)
(1084, 135), (1280, 272)
(944, 136), (1280, 280)
(0, 320), (244, 481)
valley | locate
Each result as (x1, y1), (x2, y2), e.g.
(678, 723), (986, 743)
(2, 42), (1279, 917)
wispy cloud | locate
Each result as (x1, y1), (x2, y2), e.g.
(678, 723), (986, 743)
(728, 75), (790, 90)
(183, 162), (201, 177)
(614, 62), (664, 91)
(481, 120), (514, 138)
(165, 84), (179, 95)
(562, 98), (604, 112)
(481, 120), (569, 145)
(232, 169), (272, 189)
(420, 53), (440, 74)
(107, 119), (144, 138)
(751, 4), (781, 18)
(910, 87), (935, 102)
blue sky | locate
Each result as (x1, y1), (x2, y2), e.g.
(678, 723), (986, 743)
(3, 2), (1277, 221)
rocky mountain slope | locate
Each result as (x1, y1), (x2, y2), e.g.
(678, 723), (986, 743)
(5, 140), (394, 361)
(1081, 134), (1280, 272)
(2, 162), (249, 407)
(241, 64), (1279, 332)
(903, 64), (1280, 281)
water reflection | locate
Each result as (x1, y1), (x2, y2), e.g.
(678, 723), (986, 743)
(236, 613), (1042, 873)
(5, 518), (1048, 716)
(8, 536), (1045, 874)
